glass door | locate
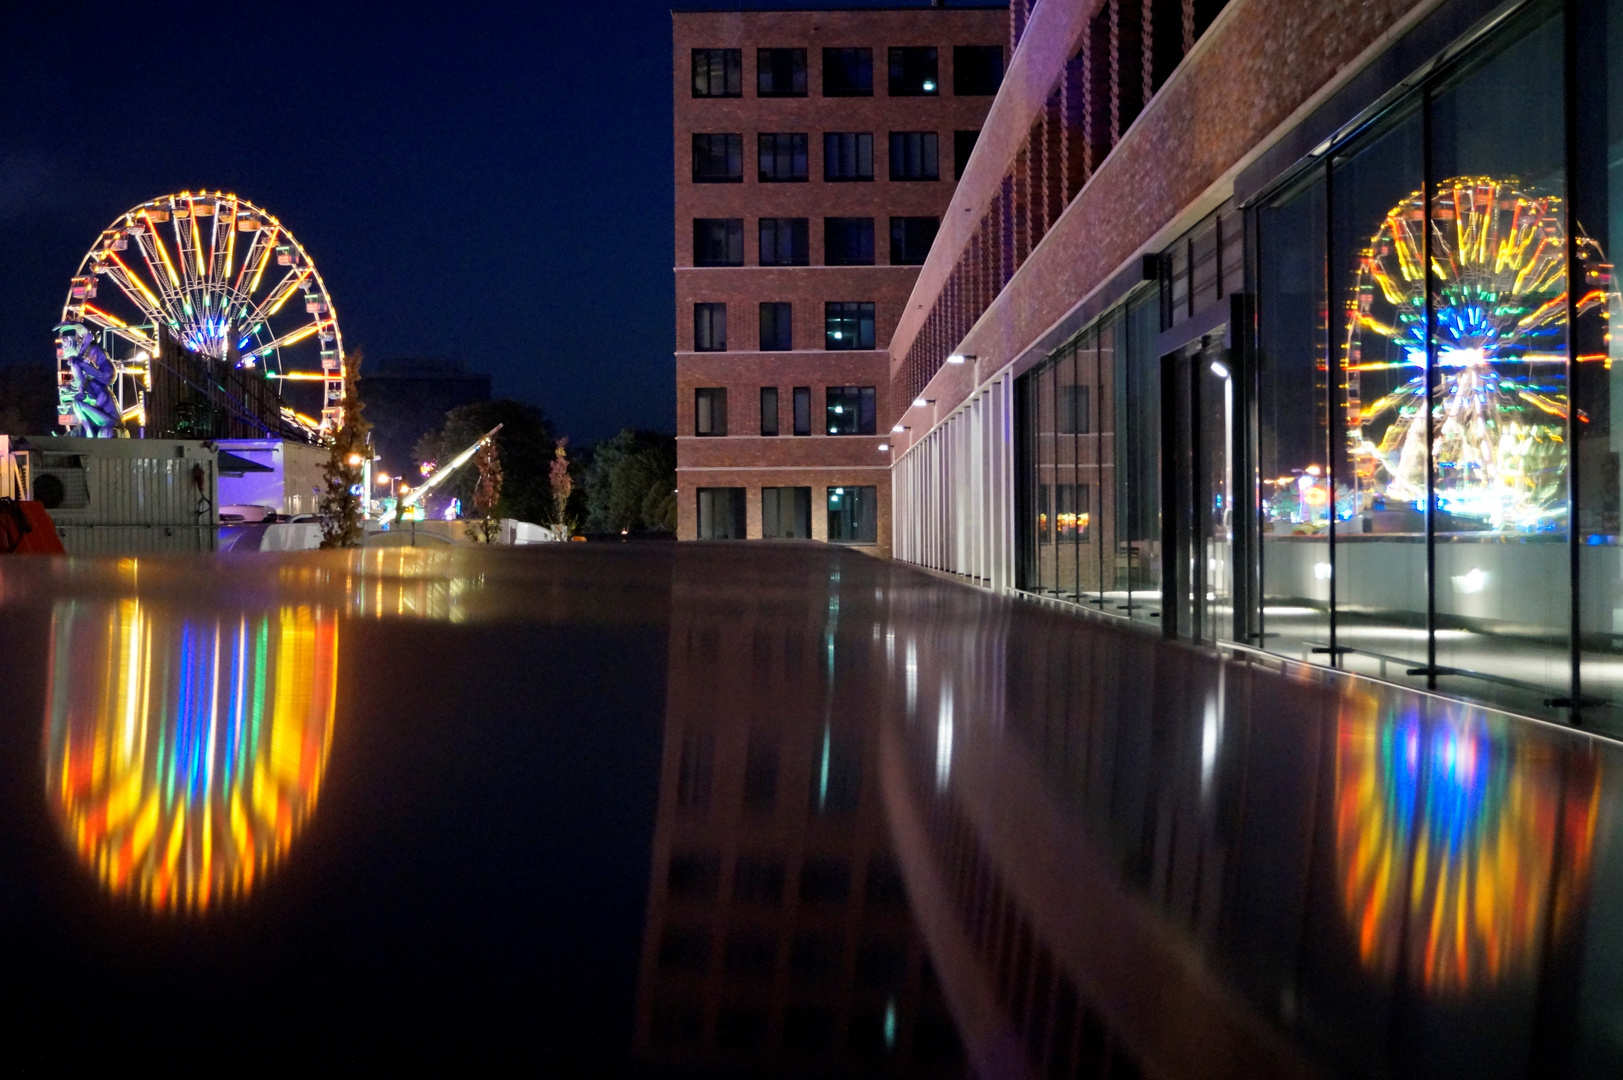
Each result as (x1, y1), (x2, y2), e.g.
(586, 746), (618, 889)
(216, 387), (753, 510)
(1163, 333), (1233, 641)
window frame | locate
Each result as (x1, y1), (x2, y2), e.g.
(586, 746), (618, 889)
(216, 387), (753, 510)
(824, 302), (876, 350)
(887, 46), (939, 97)
(691, 133), (743, 184)
(758, 132), (809, 183)
(759, 301), (793, 351)
(694, 387), (729, 437)
(889, 216), (939, 266)
(692, 48), (743, 98)
(888, 131), (939, 181)
(793, 387), (811, 436)
(760, 386), (780, 436)
(757, 47), (808, 97)
(952, 44), (1004, 96)
(824, 217), (876, 267)
(821, 47), (874, 97)
(823, 132), (874, 182)
(693, 218), (744, 267)
(694, 302), (727, 352)
(825, 386), (877, 436)
(758, 218), (810, 267)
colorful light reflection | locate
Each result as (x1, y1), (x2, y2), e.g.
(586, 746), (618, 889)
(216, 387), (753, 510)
(44, 600), (338, 912)
(1335, 698), (1597, 993)
(1344, 176), (1615, 531)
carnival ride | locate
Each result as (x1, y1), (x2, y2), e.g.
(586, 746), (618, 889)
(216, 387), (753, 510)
(57, 192), (345, 438)
(1343, 176), (1613, 532)
(377, 424), (502, 526)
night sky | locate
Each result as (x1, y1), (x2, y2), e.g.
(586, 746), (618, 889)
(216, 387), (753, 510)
(2, 0), (992, 444)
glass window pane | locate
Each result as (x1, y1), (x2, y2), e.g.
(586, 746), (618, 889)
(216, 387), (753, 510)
(1258, 168), (1330, 660)
(1123, 295), (1162, 625)
(1332, 106), (1428, 679)
(1426, 7), (1568, 706)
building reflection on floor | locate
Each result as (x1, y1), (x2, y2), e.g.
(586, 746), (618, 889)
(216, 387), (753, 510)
(634, 563), (966, 1077)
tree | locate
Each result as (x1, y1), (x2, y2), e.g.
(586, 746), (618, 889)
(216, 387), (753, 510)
(550, 438), (574, 533)
(414, 400), (554, 523)
(319, 352), (371, 548)
(581, 429), (676, 534)
(464, 439), (503, 543)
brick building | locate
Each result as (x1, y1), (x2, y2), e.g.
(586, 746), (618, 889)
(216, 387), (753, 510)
(673, 5), (1007, 555)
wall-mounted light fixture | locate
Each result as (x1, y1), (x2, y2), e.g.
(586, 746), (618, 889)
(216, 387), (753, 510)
(946, 353), (976, 365)
(913, 397), (935, 407)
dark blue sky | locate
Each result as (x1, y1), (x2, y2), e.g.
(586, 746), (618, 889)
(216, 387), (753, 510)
(1, 0), (996, 444)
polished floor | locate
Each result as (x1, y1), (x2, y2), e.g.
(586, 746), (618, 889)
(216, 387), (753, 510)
(1, 544), (1621, 1078)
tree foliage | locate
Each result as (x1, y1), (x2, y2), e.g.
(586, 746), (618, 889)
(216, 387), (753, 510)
(464, 439), (503, 543)
(582, 429), (676, 533)
(318, 352), (371, 549)
(414, 400), (554, 523)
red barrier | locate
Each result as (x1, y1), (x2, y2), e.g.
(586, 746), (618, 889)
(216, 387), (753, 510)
(0, 500), (66, 555)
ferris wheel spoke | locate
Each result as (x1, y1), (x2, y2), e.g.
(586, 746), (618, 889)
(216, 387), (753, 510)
(78, 305), (157, 350)
(247, 319), (327, 359)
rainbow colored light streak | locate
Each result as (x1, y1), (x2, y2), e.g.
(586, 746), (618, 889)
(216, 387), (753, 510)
(44, 600), (338, 912)
(1335, 697), (1597, 993)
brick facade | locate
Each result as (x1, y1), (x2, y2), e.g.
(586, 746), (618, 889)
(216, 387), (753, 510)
(888, 0), (1436, 449)
(674, 7), (1007, 555)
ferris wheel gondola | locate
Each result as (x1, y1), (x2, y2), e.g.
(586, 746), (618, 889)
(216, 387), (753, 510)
(57, 191), (345, 438)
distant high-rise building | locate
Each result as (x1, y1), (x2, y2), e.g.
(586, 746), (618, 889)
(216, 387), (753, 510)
(673, 5), (1007, 555)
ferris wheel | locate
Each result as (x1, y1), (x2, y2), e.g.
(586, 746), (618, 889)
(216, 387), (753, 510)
(58, 191), (345, 437)
(1342, 176), (1613, 530)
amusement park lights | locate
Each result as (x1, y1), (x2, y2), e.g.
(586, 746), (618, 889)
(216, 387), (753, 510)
(1340, 176), (1610, 532)
(56, 191), (347, 437)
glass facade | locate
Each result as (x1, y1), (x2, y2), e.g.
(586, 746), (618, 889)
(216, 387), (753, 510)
(1017, 291), (1159, 624)
(1012, 0), (1623, 731)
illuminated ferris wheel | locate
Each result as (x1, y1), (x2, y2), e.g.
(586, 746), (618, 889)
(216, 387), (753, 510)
(58, 191), (345, 436)
(1343, 176), (1614, 530)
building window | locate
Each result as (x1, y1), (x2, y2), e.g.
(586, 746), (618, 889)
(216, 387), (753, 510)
(693, 218), (743, 266)
(692, 49), (742, 97)
(757, 48), (807, 96)
(888, 47), (938, 96)
(692, 133), (743, 183)
(759, 218), (809, 266)
(953, 45), (1004, 95)
(694, 303), (727, 352)
(694, 387), (728, 436)
(954, 129), (979, 180)
(762, 486), (811, 538)
(824, 217), (875, 266)
(888, 131), (939, 181)
(1056, 483), (1090, 542)
(696, 487), (746, 539)
(759, 302), (793, 351)
(825, 386), (877, 435)
(760, 386), (780, 435)
(1059, 383), (1089, 434)
(758, 133), (808, 182)
(890, 216), (939, 265)
(793, 387), (811, 436)
(824, 302), (875, 350)
(823, 132), (874, 182)
(827, 486), (879, 544)
(822, 47), (873, 96)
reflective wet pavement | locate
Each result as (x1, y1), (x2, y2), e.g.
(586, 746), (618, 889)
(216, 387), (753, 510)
(2, 545), (1623, 1078)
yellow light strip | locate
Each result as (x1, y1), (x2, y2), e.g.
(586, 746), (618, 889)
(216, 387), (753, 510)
(106, 251), (164, 312)
(248, 226), (279, 295)
(143, 211), (182, 290)
(265, 270), (311, 317)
